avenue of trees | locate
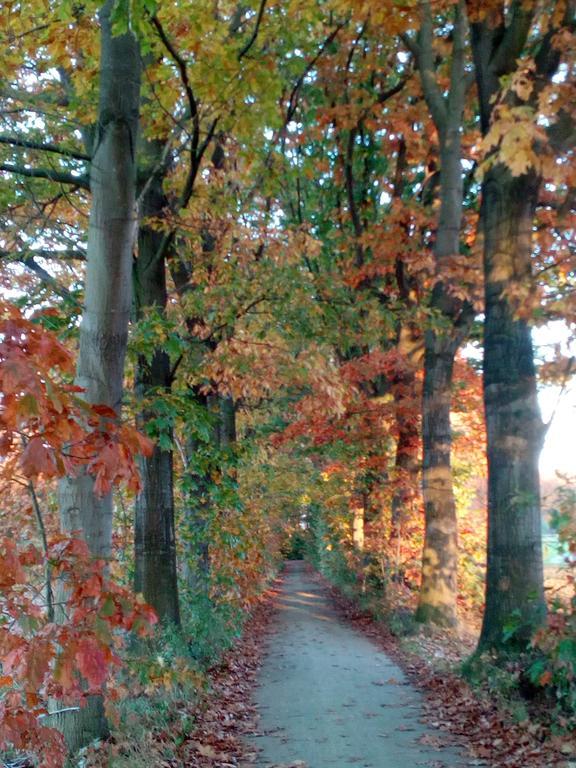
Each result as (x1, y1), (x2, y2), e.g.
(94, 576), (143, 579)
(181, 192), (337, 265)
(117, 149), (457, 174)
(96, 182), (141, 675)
(0, 0), (574, 761)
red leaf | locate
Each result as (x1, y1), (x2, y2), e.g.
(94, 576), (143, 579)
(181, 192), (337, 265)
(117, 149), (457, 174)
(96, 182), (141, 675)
(20, 437), (57, 478)
(91, 404), (118, 418)
(75, 637), (107, 689)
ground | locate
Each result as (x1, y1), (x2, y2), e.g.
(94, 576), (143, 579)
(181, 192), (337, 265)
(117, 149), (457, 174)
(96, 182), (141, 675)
(172, 562), (570, 768)
(247, 561), (469, 768)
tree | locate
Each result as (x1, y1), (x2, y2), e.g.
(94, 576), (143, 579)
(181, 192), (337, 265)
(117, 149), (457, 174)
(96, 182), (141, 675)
(405, 0), (475, 627)
(469, 0), (574, 650)
(54, 0), (141, 749)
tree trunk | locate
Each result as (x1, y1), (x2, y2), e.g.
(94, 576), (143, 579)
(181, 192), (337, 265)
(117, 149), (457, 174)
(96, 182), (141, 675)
(218, 394), (237, 447)
(478, 167), (546, 649)
(415, 8), (471, 623)
(390, 325), (422, 532)
(56, 0), (140, 750)
(133, 142), (180, 625)
(352, 503), (365, 551)
(59, 0), (140, 553)
(469, 4), (550, 651)
(183, 391), (215, 597)
(417, 331), (461, 625)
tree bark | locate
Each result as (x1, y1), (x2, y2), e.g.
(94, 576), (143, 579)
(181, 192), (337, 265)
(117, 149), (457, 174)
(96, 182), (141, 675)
(59, 0), (140, 552)
(413, 1), (472, 626)
(56, 0), (140, 750)
(133, 142), (180, 625)
(390, 325), (422, 532)
(478, 167), (546, 648)
(469, 2), (551, 650)
(417, 330), (462, 625)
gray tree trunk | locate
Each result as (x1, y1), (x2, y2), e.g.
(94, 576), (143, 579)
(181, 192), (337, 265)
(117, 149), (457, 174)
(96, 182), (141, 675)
(56, 0), (140, 750)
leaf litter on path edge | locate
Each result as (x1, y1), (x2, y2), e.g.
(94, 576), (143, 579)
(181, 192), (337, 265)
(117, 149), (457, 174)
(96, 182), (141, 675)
(315, 571), (574, 768)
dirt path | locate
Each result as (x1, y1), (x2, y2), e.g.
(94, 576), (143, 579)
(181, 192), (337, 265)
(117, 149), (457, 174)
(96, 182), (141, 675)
(249, 561), (471, 768)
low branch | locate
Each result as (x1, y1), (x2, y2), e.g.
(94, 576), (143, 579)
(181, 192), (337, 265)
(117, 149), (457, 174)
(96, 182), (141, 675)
(0, 163), (89, 189)
(19, 255), (81, 305)
(0, 248), (86, 262)
(0, 134), (90, 161)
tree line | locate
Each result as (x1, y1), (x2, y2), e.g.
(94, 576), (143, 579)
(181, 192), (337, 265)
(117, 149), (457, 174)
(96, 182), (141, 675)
(0, 0), (574, 759)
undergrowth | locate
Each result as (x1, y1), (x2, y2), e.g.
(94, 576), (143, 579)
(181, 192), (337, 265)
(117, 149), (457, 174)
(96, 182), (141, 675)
(75, 594), (250, 767)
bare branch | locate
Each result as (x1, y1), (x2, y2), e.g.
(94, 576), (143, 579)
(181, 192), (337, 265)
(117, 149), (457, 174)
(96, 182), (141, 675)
(286, 22), (347, 124)
(0, 248), (86, 261)
(150, 14), (200, 162)
(375, 76), (410, 106)
(238, 0), (268, 60)
(27, 480), (54, 623)
(18, 255), (80, 305)
(179, 117), (219, 210)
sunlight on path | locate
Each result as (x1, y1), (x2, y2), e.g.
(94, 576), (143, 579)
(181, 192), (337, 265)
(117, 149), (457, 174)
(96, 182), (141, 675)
(247, 562), (473, 768)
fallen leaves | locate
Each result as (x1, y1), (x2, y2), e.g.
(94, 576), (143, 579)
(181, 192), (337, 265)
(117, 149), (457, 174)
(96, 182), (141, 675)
(173, 588), (278, 768)
(316, 572), (570, 768)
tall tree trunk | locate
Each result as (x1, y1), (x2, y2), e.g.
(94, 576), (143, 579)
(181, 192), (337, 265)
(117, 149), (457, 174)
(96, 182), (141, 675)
(413, 1), (471, 626)
(477, 167), (546, 649)
(468, 2), (556, 650)
(133, 143), (180, 625)
(56, 0), (140, 751)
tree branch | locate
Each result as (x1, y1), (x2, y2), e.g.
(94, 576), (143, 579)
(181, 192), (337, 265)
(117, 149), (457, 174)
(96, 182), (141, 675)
(0, 134), (90, 161)
(27, 480), (54, 623)
(414, 0), (448, 135)
(150, 14), (200, 160)
(0, 163), (89, 189)
(446, 1), (468, 129)
(238, 0), (268, 60)
(179, 118), (218, 210)
(286, 22), (347, 124)
(0, 247), (86, 261)
(18, 255), (80, 305)
(491, 0), (536, 76)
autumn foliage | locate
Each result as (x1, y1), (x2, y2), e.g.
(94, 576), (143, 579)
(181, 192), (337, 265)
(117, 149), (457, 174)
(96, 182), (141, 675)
(0, 302), (156, 764)
(0, 0), (575, 762)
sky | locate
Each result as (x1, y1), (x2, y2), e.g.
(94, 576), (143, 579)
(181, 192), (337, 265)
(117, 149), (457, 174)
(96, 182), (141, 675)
(534, 324), (575, 483)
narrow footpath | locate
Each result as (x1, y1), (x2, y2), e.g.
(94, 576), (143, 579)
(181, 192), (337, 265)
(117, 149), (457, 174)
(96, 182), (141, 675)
(249, 561), (471, 768)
